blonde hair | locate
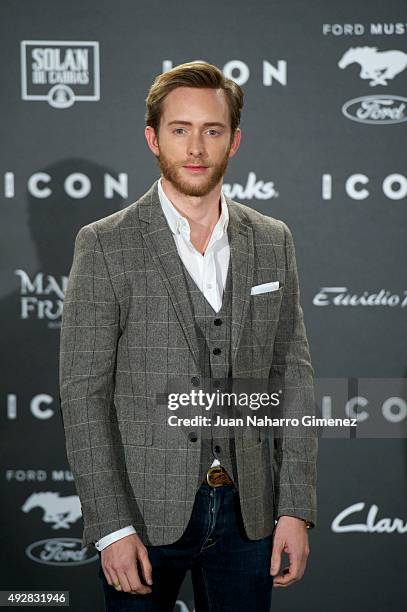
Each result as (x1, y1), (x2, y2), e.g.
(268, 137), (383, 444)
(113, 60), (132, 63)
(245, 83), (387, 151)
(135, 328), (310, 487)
(145, 60), (243, 137)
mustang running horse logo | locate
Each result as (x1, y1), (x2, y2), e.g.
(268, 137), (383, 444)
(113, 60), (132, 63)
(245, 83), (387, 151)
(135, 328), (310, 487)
(338, 47), (407, 86)
(22, 492), (82, 529)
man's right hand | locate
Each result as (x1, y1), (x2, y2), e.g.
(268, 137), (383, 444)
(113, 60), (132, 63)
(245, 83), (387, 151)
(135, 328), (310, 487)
(101, 533), (153, 595)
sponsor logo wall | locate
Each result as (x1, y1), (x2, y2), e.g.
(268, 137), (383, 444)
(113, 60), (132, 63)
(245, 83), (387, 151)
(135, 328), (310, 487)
(0, 3), (405, 611)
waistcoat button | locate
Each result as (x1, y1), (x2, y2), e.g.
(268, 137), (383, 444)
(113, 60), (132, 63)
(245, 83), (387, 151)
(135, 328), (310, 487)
(188, 432), (198, 442)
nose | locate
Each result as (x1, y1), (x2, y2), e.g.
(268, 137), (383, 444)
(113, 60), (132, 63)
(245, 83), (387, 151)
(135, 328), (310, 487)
(187, 132), (205, 159)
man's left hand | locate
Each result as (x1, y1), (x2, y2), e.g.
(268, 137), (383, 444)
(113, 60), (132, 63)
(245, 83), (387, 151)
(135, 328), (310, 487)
(270, 516), (310, 587)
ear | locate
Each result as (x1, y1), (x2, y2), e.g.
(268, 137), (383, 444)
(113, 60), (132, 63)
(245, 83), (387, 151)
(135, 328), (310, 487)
(145, 126), (160, 156)
(228, 127), (242, 159)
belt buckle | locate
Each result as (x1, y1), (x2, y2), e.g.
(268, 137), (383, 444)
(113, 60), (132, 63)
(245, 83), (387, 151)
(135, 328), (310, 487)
(206, 466), (232, 488)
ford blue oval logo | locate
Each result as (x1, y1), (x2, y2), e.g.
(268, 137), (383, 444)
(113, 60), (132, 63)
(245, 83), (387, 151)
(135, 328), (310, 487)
(342, 95), (407, 124)
(26, 538), (98, 566)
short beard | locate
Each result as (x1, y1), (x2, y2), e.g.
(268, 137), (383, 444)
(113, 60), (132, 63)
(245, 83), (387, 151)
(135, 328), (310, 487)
(155, 144), (232, 197)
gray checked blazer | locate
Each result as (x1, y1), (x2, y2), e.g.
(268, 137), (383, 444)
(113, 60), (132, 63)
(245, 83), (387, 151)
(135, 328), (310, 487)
(59, 178), (318, 549)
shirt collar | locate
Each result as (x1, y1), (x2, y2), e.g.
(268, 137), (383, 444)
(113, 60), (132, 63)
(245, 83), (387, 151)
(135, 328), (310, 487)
(157, 176), (229, 241)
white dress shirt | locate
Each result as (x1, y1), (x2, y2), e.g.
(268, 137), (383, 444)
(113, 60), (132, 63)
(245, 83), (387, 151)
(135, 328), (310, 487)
(158, 176), (230, 312)
(94, 177), (230, 551)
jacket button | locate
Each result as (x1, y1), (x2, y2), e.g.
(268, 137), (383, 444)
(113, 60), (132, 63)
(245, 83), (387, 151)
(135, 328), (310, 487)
(191, 376), (200, 386)
(188, 432), (198, 442)
(214, 318), (222, 326)
(214, 445), (221, 454)
(213, 348), (221, 355)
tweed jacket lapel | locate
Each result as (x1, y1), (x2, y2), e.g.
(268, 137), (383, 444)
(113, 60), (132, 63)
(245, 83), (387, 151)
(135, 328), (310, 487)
(138, 180), (201, 368)
(225, 198), (254, 368)
(138, 179), (254, 371)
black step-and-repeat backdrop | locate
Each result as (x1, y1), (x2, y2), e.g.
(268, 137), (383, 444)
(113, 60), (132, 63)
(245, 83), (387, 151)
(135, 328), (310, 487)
(1, 1), (406, 610)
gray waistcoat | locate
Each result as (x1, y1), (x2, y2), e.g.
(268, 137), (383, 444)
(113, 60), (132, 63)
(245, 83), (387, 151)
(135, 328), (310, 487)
(180, 258), (239, 489)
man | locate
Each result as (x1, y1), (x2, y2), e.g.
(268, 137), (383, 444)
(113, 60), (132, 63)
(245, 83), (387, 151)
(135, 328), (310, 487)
(59, 60), (317, 611)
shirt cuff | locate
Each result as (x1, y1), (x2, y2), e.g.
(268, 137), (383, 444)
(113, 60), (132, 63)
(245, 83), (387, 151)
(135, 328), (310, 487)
(275, 515), (312, 529)
(94, 525), (137, 551)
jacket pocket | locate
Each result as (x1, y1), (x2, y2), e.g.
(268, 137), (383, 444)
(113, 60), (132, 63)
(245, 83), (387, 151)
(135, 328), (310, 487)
(251, 284), (284, 298)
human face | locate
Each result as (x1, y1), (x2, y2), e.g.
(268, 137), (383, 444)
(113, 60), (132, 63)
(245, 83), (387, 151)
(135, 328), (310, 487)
(145, 87), (241, 197)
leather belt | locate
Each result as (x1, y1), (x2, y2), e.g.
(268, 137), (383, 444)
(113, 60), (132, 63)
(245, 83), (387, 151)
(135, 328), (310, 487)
(203, 465), (234, 487)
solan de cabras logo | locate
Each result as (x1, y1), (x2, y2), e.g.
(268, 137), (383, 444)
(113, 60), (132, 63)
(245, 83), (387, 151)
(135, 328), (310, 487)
(20, 40), (100, 109)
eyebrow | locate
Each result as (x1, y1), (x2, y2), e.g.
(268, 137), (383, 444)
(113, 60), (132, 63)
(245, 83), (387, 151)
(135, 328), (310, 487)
(167, 120), (227, 128)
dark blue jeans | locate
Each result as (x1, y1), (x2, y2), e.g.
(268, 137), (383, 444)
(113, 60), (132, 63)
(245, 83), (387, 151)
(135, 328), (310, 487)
(97, 483), (274, 611)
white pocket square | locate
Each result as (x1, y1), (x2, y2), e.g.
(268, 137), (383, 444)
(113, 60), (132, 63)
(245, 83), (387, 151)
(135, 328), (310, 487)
(250, 281), (280, 295)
